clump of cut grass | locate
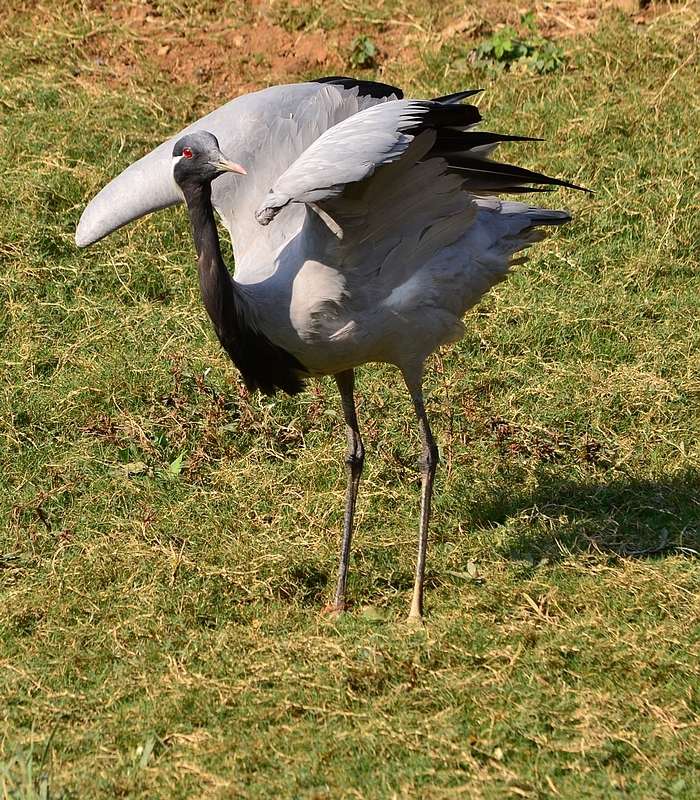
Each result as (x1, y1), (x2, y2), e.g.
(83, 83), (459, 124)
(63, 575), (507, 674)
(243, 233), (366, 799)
(1, 727), (59, 800)
(269, 0), (336, 33)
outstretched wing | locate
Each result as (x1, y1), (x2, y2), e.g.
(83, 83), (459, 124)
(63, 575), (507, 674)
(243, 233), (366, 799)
(260, 92), (585, 354)
(254, 100), (426, 225)
(75, 80), (402, 249)
(254, 92), (586, 229)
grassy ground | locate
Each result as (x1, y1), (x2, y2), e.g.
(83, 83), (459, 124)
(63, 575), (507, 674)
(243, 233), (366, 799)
(2, 1), (699, 798)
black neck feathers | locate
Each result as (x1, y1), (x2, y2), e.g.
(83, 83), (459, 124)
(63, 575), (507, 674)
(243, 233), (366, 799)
(181, 182), (307, 396)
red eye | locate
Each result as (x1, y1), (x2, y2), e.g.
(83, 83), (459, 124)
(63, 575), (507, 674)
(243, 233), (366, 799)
(182, 147), (194, 159)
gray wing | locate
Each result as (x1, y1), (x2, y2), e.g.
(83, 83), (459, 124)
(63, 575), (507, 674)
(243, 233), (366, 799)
(253, 91), (586, 231)
(272, 95), (582, 324)
(254, 100), (428, 225)
(75, 82), (395, 248)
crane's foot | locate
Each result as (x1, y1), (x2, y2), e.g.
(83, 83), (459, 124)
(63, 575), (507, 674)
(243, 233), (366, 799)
(407, 613), (424, 628)
(322, 603), (348, 618)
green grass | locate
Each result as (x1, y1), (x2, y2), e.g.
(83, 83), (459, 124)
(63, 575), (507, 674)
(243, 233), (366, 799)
(2, 1), (700, 797)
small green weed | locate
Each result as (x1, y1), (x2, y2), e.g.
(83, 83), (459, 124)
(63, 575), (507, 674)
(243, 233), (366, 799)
(467, 13), (565, 75)
(349, 34), (378, 68)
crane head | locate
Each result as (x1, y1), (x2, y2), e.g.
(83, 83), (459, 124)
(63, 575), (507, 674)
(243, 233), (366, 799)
(172, 131), (247, 190)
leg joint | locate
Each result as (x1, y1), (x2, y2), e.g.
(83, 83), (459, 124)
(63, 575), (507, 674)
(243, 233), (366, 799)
(419, 442), (439, 474)
(346, 445), (365, 471)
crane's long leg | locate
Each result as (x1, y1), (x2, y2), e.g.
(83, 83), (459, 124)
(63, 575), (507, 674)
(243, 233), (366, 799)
(328, 369), (365, 613)
(403, 367), (439, 622)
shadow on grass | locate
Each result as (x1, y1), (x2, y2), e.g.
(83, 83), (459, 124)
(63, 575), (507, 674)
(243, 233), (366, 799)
(470, 467), (700, 563)
(273, 470), (700, 603)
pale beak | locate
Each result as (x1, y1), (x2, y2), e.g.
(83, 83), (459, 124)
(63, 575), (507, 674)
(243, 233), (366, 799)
(217, 156), (247, 175)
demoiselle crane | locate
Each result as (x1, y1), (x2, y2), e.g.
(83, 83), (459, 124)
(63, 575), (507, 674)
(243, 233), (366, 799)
(76, 78), (585, 621)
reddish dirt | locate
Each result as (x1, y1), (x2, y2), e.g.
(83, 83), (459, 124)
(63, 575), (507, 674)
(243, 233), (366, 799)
(89, 3), (343, 96)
